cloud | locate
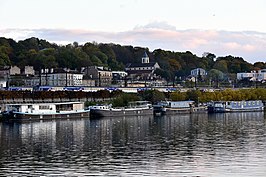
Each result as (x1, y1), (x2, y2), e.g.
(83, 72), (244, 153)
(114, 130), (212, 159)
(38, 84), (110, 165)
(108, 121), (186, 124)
(134, 21), (177, 31)
(1, 25), (266, 64)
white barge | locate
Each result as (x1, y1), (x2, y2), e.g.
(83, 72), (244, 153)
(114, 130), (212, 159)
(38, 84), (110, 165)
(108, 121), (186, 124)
(90, 101), (153, 118)
(153, 101), (206, 115)
(207, 100), (264, 113)
(2, 102), (90, 121)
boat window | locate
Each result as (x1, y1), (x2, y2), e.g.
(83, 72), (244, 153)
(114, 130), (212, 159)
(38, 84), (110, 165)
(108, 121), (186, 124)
(257, 101), (260, 105)
(39, 105), (50, 110)
(252, 101), (255, 105)
(244, 102), (247, 106)
(248, 102), (251, 106)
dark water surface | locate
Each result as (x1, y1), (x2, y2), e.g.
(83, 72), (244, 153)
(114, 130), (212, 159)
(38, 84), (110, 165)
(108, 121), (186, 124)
(0, 112), (266, 176)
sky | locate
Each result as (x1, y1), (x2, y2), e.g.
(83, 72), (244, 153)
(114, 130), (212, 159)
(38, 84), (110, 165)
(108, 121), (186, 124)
(1, 0), (266, 64)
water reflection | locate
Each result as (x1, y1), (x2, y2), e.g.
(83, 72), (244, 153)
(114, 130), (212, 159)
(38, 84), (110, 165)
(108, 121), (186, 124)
(0, 112), (265, 176)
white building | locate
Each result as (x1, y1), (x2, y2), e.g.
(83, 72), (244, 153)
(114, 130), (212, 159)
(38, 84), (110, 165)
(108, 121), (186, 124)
(10, 66), (21, 75)
(112, 71), (128, 79)
(0, 80), (7, 88)
(23, 66), (35, 76)
(191, 68), (207, 77)
(237, 69), (266, 81)
(257, 69), (266, 81)
(41, 68), (83, 86)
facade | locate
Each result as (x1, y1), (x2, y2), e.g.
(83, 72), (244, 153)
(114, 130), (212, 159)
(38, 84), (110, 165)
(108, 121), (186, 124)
(0, 67), (10, 77)
(83, 66), (112, 86)
(82, 78), (95, 87)
(112, 71), (128, 79)
(10, 66), (21, 75)
(257, 69), (266, 81)
(0, 66), (37, 87)
(237, 69), (266, 81)
(191, 68), (207, 78)
(112, 71), (128, 86)
(23, 66), (35, 76)
(40, 68), (83, 86)
(24, 76), (39, 87)
(0, 80), (7, 88)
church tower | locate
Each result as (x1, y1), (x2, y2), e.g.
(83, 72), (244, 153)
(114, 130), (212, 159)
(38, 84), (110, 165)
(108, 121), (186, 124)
(142, 51), (149, 63)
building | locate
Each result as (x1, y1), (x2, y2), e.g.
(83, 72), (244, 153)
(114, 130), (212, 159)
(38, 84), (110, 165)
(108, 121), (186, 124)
(257, 69), (266, 81)
(237, 71), (257, 81)
(112, 71), (128, 86)
(82, 74), (96, 87)
(40, 68), (83, 86)
(190, 68), (207, 80)
(82, 66), (112, 86)
(23, 65), (35, 76)
(237, 69), (266, 81)
(0, 80), (7, 88)
(112, 71), (128, 79)
(0, 66), (10, 79)
(125, 52), (160, 83)
(9, 66), (21, 75)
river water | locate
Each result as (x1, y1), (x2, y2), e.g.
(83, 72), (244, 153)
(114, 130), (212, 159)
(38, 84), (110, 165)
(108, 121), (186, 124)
(0, 112), (266, 176)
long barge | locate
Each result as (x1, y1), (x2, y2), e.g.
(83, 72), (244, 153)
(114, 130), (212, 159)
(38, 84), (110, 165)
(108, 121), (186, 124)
(1, 102), (90, 121)
(207, 100), (264, 113)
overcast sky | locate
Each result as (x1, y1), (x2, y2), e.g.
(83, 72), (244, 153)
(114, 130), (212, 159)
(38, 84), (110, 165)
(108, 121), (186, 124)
(1, 0), (266, 63)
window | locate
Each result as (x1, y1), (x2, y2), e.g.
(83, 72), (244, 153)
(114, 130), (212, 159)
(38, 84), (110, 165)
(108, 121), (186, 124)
(39, 105), (50, 110)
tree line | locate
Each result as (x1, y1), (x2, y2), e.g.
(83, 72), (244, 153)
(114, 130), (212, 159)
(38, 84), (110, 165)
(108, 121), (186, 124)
(1, 88), (265, 106)
(0, 37), (265, 82)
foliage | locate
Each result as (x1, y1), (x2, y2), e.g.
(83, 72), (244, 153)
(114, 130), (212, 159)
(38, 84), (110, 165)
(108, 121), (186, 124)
(111, 93), (140, 107)
(167, 88), (266, 103)
(169, 91), (187, 101)
(138, 90), (166, 104)
(0, 37), (262, 82)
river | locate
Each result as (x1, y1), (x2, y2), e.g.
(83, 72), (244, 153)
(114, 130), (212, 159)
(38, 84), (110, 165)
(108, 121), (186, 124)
(0, 112), (265, 176)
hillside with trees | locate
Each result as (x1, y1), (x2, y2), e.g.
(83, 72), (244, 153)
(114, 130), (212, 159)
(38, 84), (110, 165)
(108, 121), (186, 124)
(0, 37), (265, 82)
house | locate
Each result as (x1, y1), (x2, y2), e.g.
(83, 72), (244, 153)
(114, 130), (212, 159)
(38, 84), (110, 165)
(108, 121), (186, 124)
(112, 71), (128, 86)
(0, 65), (21, 78)
(0, 66), (10, 79)
(82, 66), (112, 86)
(0, 80), (7, 88)
(82, 74), (96, 87)
(125, 52), (160, 83)
(10, 66), (21, 75)
(237, 71), (257, 81)
(40, 68), (83, 86)
(112, 71), (128, 80)
(23, 65), (35, 76)
(257, 69), (266, 81)
(237, 69), (266, 81)
(190, 68), (207, 80)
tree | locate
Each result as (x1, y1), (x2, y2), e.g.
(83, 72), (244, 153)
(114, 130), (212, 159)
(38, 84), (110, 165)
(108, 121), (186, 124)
(213, 59), (228, 73)
(138, 90), (165, 104)
(208, 69), (224, 87)
(0, 46), (11, 66)
(254, 62), (266, 69)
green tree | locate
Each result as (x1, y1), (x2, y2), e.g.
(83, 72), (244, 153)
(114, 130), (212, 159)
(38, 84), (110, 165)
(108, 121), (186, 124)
(112, 93), (139, 107)
(138, 90), (165, 104)
(0, 46), (11, 66)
